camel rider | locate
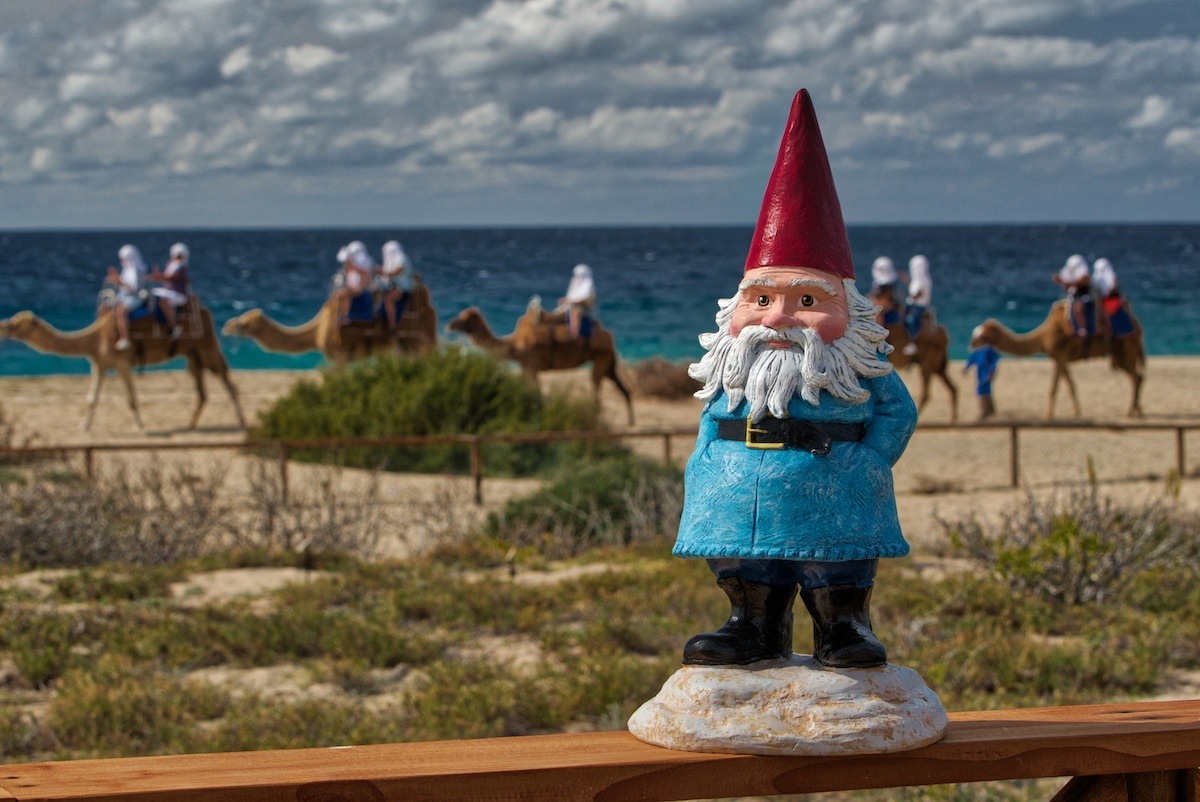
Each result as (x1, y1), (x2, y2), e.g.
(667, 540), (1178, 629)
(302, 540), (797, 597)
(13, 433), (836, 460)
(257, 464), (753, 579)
(149, 242), (191, 339)
(105, 244), (148, 351)
(1091, 257), (1136, 339)
(336, 241), (374, 322)
(378, 240), (414, 330)
(1053, 254), (1096, 346)
(559, 263), (597, 341)
(868, 256), (903, 327)
(902, 254), (933, 355)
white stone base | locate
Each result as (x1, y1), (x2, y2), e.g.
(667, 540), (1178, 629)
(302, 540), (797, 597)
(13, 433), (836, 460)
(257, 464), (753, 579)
(627, 654), (948, 756)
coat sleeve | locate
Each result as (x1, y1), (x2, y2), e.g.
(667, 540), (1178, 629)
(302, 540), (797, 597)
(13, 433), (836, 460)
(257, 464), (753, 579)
(861, 371), (918, 467)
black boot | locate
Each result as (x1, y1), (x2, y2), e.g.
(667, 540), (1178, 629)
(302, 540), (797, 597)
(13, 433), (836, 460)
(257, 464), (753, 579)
(800, 584), (887, 669)
(683, 577), (797, 666)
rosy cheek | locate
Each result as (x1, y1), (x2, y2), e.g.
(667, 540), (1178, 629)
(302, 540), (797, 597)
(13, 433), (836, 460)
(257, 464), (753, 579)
(814, 318), (848, 344)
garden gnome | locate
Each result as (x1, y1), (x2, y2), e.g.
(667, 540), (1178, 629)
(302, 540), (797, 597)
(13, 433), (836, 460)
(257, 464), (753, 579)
(629, 89), (946, 756)
(676, 88), (915, 670)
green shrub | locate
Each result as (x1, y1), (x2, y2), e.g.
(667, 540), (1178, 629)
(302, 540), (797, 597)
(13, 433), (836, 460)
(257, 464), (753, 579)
(48, 654), (227, 756)
(252, 349), (622, 476)
(2, 609), (82, 687)
(484, 455), (683, 557)
(940, 482), (1200, 606)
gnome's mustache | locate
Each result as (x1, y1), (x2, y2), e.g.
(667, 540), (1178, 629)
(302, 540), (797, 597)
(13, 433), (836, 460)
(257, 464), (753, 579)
(737, 325), (810, 349)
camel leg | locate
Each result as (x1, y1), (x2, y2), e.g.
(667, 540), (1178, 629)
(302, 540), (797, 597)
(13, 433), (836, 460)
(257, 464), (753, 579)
(1050, 363), (1082, 419)
(82, 363), (106, 433)
(185, 354), (208, 430)
(1125, 367), (1144, 418)
(937, 369), (959, 425)
(212, 361), (246, 428)
(595, 358), (635, 426)
(115, 362), (144, 431)
(916, 368), (933, 415)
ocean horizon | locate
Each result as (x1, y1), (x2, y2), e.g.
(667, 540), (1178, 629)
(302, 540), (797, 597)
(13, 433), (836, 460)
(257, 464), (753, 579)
(2, 223), (1196, 377)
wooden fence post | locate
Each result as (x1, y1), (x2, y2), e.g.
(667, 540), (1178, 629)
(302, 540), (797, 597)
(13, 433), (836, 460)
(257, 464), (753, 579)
(278, 443), (290, 504)
(83, 447), (95, 481)
(1177, 427), (1186, 479)
(1009, 426), (1020, 488)
(471, 438), (483, 506)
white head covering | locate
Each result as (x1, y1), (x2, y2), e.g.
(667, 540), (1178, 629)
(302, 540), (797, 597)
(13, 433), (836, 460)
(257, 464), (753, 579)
(907, 254), (932, 302)
(871, 256), (898, 286)
(381, 240), (412, 276)
(1091, 257), (1117, 296)
(1058, 253), (1089, 284)
(118, 244), (147, 274)
(565, 263), (595, 305)
(348, 241), (374, 270)
(169, 242), (189, 260)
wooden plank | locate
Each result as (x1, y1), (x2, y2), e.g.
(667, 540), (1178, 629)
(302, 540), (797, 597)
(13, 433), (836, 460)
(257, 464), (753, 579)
(0, 700), (1198, 801)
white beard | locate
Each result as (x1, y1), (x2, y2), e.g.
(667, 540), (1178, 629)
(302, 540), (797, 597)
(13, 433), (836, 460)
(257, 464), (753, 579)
(689, 278), (894, 422)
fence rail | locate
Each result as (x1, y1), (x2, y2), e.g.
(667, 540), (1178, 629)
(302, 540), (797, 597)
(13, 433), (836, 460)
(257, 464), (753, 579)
(0, 699), (1196, 801)
(2, 420), (1197, 504)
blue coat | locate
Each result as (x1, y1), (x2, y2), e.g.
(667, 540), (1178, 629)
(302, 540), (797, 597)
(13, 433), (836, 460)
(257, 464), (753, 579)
(674, 369), (918, 562)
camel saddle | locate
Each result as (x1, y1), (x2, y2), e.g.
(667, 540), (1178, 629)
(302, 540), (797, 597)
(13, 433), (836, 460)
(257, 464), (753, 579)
(520, 307), (589, 346)
(127, 295), (203, 342)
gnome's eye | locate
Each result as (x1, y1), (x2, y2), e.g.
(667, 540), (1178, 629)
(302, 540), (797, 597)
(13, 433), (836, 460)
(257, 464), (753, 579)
(754, 295), (771, 307)
(800, 295), (815, 307)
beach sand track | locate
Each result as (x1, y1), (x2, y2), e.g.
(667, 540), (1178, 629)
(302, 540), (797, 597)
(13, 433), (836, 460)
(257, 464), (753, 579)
(1, 356), (1197, 556)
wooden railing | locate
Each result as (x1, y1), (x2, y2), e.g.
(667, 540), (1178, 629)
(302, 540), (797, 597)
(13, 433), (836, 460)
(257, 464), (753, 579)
(1, 421), (1196, 504)
(0, 699), (1196, 801)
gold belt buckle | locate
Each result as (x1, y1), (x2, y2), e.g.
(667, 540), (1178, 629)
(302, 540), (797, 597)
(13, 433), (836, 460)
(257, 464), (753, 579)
(745, 418), (784, 450)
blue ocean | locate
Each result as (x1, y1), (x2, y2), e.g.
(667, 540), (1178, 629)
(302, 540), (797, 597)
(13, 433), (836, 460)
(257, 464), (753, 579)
(1, 224), (1196, 376)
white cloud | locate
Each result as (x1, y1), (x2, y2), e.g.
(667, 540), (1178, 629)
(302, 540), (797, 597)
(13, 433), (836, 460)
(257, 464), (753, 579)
(221, 45), (253, 78)
(1127, 95), (1173, 129)
(917, 35), (1106, 76)
(282, 44), (344, 76)
(1164, 127), (1200, 156)
(985, 133), (1065, 158)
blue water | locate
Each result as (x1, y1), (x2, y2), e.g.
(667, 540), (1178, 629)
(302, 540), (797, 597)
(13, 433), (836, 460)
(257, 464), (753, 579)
(1, 225), (1196, 376)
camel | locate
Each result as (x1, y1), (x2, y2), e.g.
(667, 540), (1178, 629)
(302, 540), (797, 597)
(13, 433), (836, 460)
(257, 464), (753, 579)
(883, 319), (958, 424)
(969, 299), (1145, 419)
(222, 280), (437, 367)
(446, 303), (635, 425)
(0, 306), (245, 433)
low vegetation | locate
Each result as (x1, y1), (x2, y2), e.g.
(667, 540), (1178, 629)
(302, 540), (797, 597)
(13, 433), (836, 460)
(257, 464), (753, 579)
(628, 357), (699, 400)
(252, 350), (623, 476)
(0, 468), (1196, 802)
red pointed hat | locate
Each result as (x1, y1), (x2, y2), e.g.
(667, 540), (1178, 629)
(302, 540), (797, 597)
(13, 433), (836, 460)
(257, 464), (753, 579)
(744, 89), (855, 280)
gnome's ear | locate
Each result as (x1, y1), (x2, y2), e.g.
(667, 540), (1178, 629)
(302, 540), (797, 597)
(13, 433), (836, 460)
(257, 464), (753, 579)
(744, 89), (855, 282)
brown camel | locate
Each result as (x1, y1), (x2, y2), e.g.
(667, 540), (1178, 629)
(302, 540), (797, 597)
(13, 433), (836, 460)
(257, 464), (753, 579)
(446, 304), (635, 425)
(0, 306), (245, 433)
(969, 300), (1145, 419)
(883, 319), (958, 424)
(222, 280), (437, 367)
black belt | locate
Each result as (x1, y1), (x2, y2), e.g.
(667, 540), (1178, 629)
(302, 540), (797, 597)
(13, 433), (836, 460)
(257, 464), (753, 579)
(715, 417), (865, 456)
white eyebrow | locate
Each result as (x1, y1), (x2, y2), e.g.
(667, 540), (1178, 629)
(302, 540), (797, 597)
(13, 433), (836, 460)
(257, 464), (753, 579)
(738, 276), (837, 295)
(787, 277), (838, 294)
(739, 277), (777, 290)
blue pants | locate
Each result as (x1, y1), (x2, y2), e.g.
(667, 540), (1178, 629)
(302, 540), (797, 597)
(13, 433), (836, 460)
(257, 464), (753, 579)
(905, 305), (925, 339)
(707, 558), (878, 590)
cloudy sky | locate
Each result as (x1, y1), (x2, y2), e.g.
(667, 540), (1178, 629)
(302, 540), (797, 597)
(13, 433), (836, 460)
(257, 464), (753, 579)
(1, 0), (1197, 229)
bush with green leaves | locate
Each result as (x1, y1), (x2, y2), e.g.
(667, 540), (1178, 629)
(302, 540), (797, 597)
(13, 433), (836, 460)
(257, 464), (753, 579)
(253, 349), (623, 476)
(483, 455), (683, 557)
(940, 481), (1200, 606)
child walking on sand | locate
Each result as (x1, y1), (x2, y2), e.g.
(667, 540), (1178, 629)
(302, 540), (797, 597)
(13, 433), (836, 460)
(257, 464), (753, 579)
(964, 343), (1001, 419)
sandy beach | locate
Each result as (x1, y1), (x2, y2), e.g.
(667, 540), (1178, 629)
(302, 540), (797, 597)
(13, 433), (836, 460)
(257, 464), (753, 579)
(1, 355), (1197, 556)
